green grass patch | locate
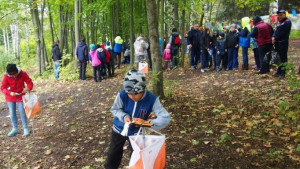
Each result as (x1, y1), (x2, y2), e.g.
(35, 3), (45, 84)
(290, 30), (300, 39)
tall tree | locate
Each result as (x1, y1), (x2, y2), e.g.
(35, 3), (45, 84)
(146, 0), (164, 97)
(180, 0), (186, 67)
(74, 0), (81, 69)
(129, 0), (134, 67)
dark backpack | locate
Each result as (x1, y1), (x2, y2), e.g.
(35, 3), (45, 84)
(97, 48), (107, 63)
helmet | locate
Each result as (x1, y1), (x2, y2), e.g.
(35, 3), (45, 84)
(123, 69), (146, 94)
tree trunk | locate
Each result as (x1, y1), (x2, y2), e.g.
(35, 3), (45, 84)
(48, 0), (55, 44)
(30, 0), (43, 75)
(3, 29), (7, 53)
(146, 0), (164, 97)
(6, 28), (10, 53)
(180, 0), (186, 68)
(160, 0), (164, 45)
(74, 0), (81, 69)
(144, 0), (149, 39)
(130, 0), (135, 68)
(116, 0), (121, 34)
(26, 22), (30, 58)
(174, 0), (179, 29)
(40, 0), (48, 69)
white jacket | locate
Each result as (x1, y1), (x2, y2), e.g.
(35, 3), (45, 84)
(134, 36), (149, 57)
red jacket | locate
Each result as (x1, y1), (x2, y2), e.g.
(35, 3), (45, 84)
(101, 44), (111, 63)
(1, 70), (33, 102)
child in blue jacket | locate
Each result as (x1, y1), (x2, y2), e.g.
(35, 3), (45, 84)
(216, 33), (226, 71)
(105, 70), (171, 169)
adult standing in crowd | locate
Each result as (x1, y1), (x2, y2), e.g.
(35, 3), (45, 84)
(134, 34), (149, 68)
(113, 34), (123, 69)
(251, 16), (273, 74)
(1, 64), (33, 137)
(188, 23), (202, 70)
(239, 17), (251, 70)
(168, 28), (180, 70)
(76, 38), (89, 81)
(52, 40), (61, 80)
(272, 10), (292, 78)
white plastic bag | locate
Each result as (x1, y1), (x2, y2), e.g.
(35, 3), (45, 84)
(129, 128), (166, 169)
(22, 93), (41, 119)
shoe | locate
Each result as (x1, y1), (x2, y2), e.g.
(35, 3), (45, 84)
(216, 67), (220, 72)
(204, 68), (210, 71)
(8, 129), (19, 137)
(201, 69), (205, 73)
(244, 64), (249, 70)
(172, 66), (177, 70)
(167, 68), (171, 71)
(191, 66), (195, 70)
(23, 128), (30, 136)
(272, 73), (280, 77)
(279, 75), (285, 79)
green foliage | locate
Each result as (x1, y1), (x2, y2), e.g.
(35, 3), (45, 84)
(0, 52), (15, 73)
(277, 62), (300, 124)
(219, 133), (231, 143)
(163, 78), (178, 98)
(59, 60), (79, 82)
(290, 30), (300, 39)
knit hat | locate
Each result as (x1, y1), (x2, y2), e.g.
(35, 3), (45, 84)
(106, 41), (110, 46)
(6, 64), (18, 73)
(220, 33), (225, 38)
(90, 44), (95, 50)
(123, 69), (146, 94)
(230, 24), (236, 29)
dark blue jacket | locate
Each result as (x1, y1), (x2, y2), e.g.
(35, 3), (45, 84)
(216, 38), (226, 55)
(52, 44), (61, 61)
(188, 29), (202, 51)
(76, 42), (89, 62)
(113, 90), (157, 136)
(273, 17), (292, 42)
(226, 30), (239, 49)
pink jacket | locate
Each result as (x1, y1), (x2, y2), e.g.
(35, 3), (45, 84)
(89, 50), (101, 67)
(163, 44), (171, 61)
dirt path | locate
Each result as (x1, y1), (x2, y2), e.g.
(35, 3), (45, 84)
(0, 39), (299, 169)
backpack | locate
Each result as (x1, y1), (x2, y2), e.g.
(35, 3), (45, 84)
(174, 36), (180, 45)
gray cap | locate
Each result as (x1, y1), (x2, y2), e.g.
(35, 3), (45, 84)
(123, 69), (146, 94)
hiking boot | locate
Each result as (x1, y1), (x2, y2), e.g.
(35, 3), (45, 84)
(201, 69), (205, 73)
(23, 128), (30, 136)
(244, 64), (249, 70)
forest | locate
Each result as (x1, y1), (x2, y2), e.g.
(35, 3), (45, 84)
(0, 0), (300, 168)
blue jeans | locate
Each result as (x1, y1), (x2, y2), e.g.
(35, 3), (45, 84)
(242, 47), (249, 65)
(227, 48), (238, 69)
(190, 50), (201, 67)
(54, 61), (60, 80)
(172, 56), (178, 67)
(7, 102), (28, 130)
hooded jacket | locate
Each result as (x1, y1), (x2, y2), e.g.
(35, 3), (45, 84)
(239, 17), (251, 48)
(134, 36), (148, 57)
(89, 49), (101, 67)
(163, 44), (172, 61)
(52, 44), (61, 61)
(76, 42), (89, 62)
(97, 48), (107, 64)
(216, 37), (226, 55)
(113, 36), (123, 53)
(202, 28), (212, 50)
(1, 68), (33, 102)
(251, 16), (273, 47)
(212, 30), (219, 47)
(100, 44), (111, 63)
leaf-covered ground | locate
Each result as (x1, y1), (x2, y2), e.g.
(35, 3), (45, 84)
(0, 39), (299, 169)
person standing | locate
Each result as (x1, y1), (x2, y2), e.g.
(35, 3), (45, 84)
(76, 38), (89, 81)
(1, 64), (33, 136)
(134, 34), (149, 68)
(188, 23), (202, 70)
(239, 17), (251, 70)
(272, 10), (292, 78)
(113, 35), (123, 69)
(201, 28), (212, 72)
(89, 44), (101, 82)
(225, 24), (239, 70)
(52, 40), (61, 80)
(168, 28), (180, 69)
(251, 16), (274, 74)
(106, 41), (115, 77)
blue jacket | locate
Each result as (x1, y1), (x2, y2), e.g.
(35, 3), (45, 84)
(273, 17), (292, 42)
(76, 42), (89, 62)
(238, 27), (250, 48)
(187, 28), (202, 51)
(111, 90), (170, 136)
(216, 38), (226, 55)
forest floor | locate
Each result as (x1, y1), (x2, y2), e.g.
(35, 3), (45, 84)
(0, 39), (300, 169)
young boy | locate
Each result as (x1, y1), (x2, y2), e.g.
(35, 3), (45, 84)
(105, 69), (171, 169)
(216, 33), (226, 71)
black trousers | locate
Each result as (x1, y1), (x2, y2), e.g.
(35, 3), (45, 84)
(275, 41), (289, 76)
(105, 130), (133, 169)
(253, 48), (260, 69)
(79, 61), (87, 80)
(115, 52), (121, 68)
(258, 43), (272, 73)
(93, 65), (101, 82)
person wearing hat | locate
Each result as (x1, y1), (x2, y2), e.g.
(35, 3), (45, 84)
(76, 38), (89, 81)
(225, 24), (239, 70)
(1, 64), (33, 136)
(216, 33), (227, 71)
(104, 69), (170, 169)
(238, 17), (251, 70)
(89, 44), (102, 82)
(272, 10), (292, 78)
(251, 16), (274, 74)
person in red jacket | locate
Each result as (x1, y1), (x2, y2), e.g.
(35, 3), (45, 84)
(1, 64), (33, 136)
(101, 44), (112, 77)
